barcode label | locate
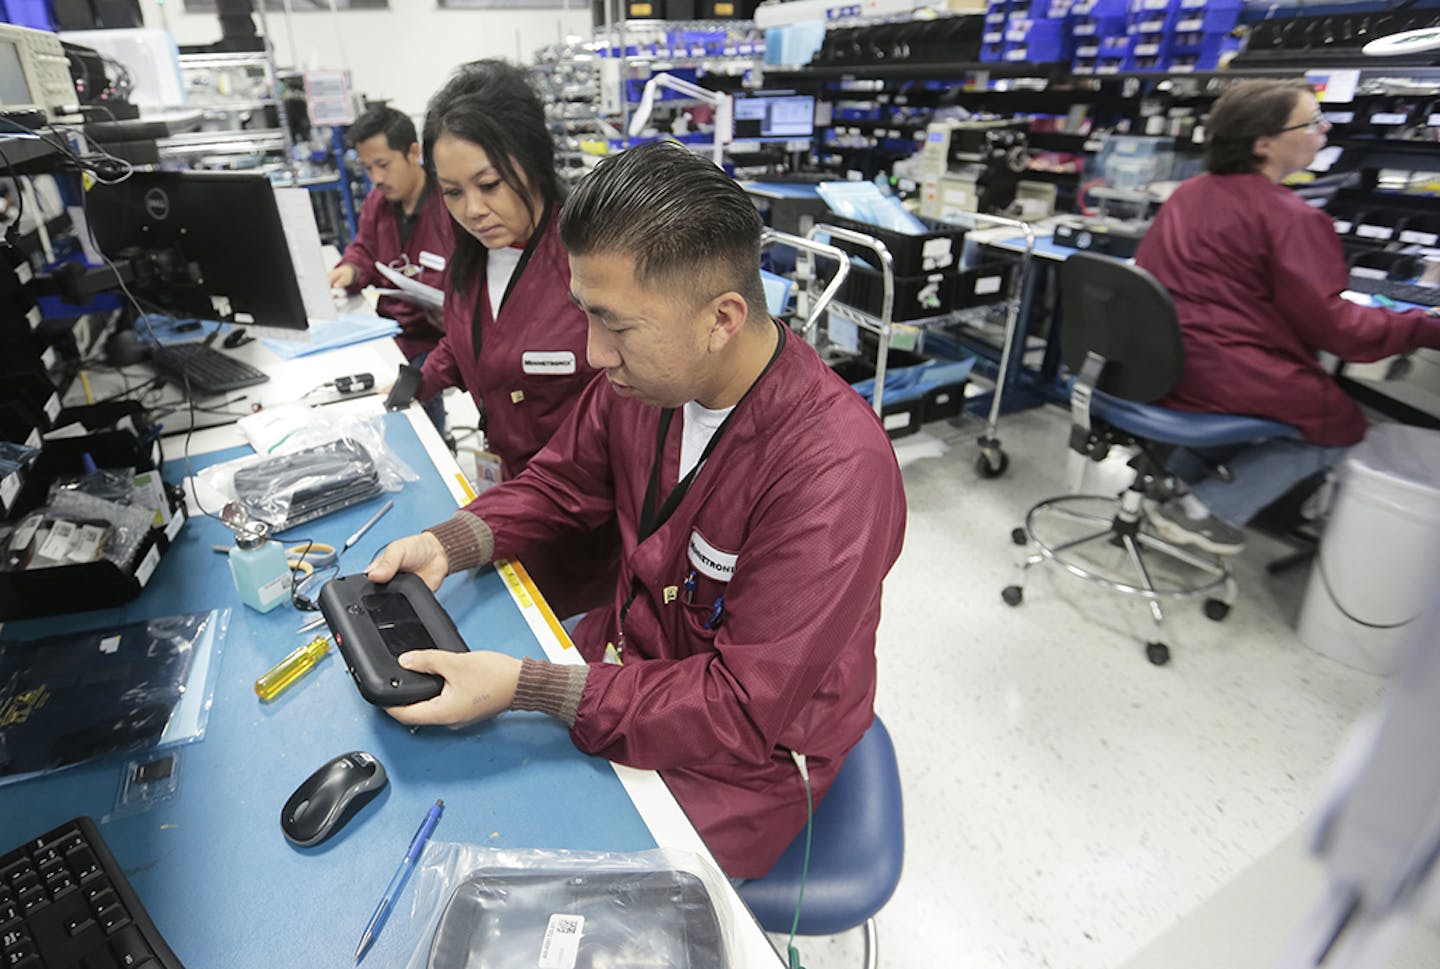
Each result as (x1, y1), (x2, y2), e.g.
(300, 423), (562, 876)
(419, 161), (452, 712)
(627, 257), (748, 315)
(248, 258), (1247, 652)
(1400, 230), (1439, 246)
(0, 472), (19, 509)
(1355, 224), (1394, 240)
(538, 914), (585, 969)
(135, 546), (161, 587)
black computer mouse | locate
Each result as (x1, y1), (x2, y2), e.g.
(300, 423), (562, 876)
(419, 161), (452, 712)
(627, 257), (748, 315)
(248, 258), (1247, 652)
(280, 751), (387, 847)
(222, 327), (253, 349)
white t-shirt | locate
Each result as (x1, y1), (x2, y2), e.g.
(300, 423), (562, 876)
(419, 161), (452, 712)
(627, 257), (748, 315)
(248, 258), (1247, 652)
(485, 246), (523, 318)
(680, 400), (734, 480)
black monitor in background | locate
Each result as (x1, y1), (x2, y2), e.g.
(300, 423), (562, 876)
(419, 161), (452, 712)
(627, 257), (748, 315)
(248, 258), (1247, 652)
(86, 170), (310, 332)
(732, 93), (816, 144)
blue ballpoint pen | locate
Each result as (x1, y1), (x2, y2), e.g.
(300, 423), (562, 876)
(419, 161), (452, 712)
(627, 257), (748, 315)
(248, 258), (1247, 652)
(355, 799), (444, 962)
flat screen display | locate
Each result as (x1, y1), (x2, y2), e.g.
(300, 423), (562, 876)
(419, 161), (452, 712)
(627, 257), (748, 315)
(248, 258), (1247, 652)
(0, 41), (35, 108)
(733, 94), (815, 143)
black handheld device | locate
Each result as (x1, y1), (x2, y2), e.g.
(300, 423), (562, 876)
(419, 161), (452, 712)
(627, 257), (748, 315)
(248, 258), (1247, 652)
(318, 572), (469, 706)
(385, 363), (423, 411)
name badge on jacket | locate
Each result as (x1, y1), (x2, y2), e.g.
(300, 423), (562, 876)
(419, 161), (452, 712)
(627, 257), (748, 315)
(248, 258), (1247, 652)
(522, 351), (577, 375)
(417, 250), (446, 272)
(688, 530), (737, 582)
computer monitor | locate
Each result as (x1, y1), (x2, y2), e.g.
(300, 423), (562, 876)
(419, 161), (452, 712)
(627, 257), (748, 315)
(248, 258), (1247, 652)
(732, 93), (816, 145)
(85, 170), (321, 331)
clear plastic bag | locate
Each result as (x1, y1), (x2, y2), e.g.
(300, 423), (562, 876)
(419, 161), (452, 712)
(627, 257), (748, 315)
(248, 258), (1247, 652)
(193, 409), (416, 530)
(399, 843), (737, 969)
(47, 467), (136, 505)
(0, 609), (229, 784)
(2, 492), (154, 572)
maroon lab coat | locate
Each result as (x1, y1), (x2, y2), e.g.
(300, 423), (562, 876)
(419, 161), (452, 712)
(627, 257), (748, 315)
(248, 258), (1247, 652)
(336, 179), (453, 360)
(459, 328), (908, 878)
(419, 206), (609, 617)
(1135, 172), (1440, 446)
(416, 206), (595, 478)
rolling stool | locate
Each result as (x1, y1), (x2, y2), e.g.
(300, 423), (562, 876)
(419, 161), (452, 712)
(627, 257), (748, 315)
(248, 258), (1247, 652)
(739, 716), (904, 969)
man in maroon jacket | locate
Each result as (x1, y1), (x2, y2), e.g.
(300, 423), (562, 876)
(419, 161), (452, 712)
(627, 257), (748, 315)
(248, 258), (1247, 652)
(367, 142), (908, 879)
(1135, 80), (1440, 555)
(329, 105), (454, 430)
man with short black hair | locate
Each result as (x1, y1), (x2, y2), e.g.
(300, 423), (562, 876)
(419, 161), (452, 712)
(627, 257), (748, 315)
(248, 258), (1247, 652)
(330, 104), (454, 430)
(367, 141), (907, 879)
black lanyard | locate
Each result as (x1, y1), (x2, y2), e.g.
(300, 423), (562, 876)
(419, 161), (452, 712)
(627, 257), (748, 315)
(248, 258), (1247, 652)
(471, 201), (553, 361)
(637, 320), (787, 543)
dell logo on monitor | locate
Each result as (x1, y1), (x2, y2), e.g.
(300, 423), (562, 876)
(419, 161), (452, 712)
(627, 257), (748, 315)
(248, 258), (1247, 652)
(144, 188), (171, 221)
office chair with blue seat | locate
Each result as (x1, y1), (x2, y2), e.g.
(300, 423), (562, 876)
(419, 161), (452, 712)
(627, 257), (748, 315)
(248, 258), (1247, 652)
(1002, 251), (1302, 665)
(738, 716), (904, 969)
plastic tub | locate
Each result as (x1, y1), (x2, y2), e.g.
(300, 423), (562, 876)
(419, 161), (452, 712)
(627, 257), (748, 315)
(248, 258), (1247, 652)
(1297, 424), (1440, 674)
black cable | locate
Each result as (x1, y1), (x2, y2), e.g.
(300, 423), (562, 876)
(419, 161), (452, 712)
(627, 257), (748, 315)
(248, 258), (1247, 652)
(0, 141), (25, 242)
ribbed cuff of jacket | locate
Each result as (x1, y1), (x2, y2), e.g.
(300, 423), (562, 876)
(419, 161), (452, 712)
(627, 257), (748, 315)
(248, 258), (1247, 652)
(424, 512), (493, 574)
(509, 657), (588, 727)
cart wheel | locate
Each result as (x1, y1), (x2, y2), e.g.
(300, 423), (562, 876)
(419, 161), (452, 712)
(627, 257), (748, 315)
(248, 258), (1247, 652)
(1145, 641), (1171, 666)
(976, 449), (1009, 479)
(1010, 527), (1028, 546)
(1001, 585), (1023, 607)
(1203, 599), (1231, 622)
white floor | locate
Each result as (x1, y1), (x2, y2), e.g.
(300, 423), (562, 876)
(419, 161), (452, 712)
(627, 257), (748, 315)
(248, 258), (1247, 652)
(440, 388), (1422, 969)
(779, 404), (1412, 969)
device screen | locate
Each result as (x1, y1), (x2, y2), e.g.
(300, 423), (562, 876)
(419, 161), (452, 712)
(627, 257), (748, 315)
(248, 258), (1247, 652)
(362, 592), (436, 657)
(0, 42), (34, 107)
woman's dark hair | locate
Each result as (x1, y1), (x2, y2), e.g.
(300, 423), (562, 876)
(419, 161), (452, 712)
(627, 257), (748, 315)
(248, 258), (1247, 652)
(423, 59), (560, 289)
(560, 141), (769, 319)
(1205, 80), (1314, 175)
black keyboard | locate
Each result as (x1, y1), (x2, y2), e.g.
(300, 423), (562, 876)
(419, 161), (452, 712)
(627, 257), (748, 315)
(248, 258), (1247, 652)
(152, 343), (269, 395)
(1345, 274), (1440, 308)
(1, 816), (184, 969)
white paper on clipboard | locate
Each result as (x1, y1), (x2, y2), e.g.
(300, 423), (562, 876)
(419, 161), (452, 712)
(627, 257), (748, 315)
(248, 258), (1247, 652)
(374, 261), (444, 310)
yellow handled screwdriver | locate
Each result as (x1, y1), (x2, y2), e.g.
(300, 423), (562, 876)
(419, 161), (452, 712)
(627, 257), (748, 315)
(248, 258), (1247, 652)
(255, 635), (331, 702)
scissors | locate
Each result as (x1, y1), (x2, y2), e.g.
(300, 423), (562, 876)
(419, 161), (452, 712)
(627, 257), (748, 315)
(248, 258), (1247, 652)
(287, 542), (338, 577)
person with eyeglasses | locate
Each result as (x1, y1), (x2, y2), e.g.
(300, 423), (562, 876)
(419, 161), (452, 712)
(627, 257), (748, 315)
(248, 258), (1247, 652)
(411, 60), (613, 619)
(329, 105), (454, 433)
(1133, 79), (1440, 556)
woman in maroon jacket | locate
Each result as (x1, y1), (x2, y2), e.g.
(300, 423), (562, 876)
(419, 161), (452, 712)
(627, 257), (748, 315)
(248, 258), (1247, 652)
(1135, 79), (1440, 555)
(418, 61), (614, 617)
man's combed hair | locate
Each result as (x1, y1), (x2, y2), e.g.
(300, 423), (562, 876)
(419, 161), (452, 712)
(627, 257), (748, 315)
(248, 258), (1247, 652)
(348, 105), (417, 154)
(560, 141), (768, 317)
(422, 59), (560, 289)
(1205, 79), (1314, 175)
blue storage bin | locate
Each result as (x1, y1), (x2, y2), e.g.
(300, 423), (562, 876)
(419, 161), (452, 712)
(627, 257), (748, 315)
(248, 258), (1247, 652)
(1172, 6), (1239, 32)
(981, 40), (1007, 61)
(1002, 17), (1072, 62)
(1010, 0), (1063, 18)
(1072, 57), (1098, 75)
(1129, 33), (1169, 58)
(1170, 34), (1240, 71)
(1, 0), (53, 29)
(1124, 49), (1171, 72)
(1071, 15), (1125, 37)
(1098, 33), (1133, 55)
(1070, 0), (1126, 16)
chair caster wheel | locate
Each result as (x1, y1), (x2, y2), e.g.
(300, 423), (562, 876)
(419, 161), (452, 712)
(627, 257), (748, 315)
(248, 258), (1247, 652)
(1001, 585), (1023, 607)
(1010, 527), (1028, 546)
(1203, 599), (1231, 622)
(1145, 642), (1171, 666)
(976, 449), (1009, 479)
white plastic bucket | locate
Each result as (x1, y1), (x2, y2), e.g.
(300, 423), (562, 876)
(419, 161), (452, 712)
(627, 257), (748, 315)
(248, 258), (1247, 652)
(1298, 424), (1440, 674)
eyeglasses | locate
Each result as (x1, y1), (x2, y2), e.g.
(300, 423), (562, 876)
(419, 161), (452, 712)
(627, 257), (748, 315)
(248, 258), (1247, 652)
(1278, 110), (1330, 133)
